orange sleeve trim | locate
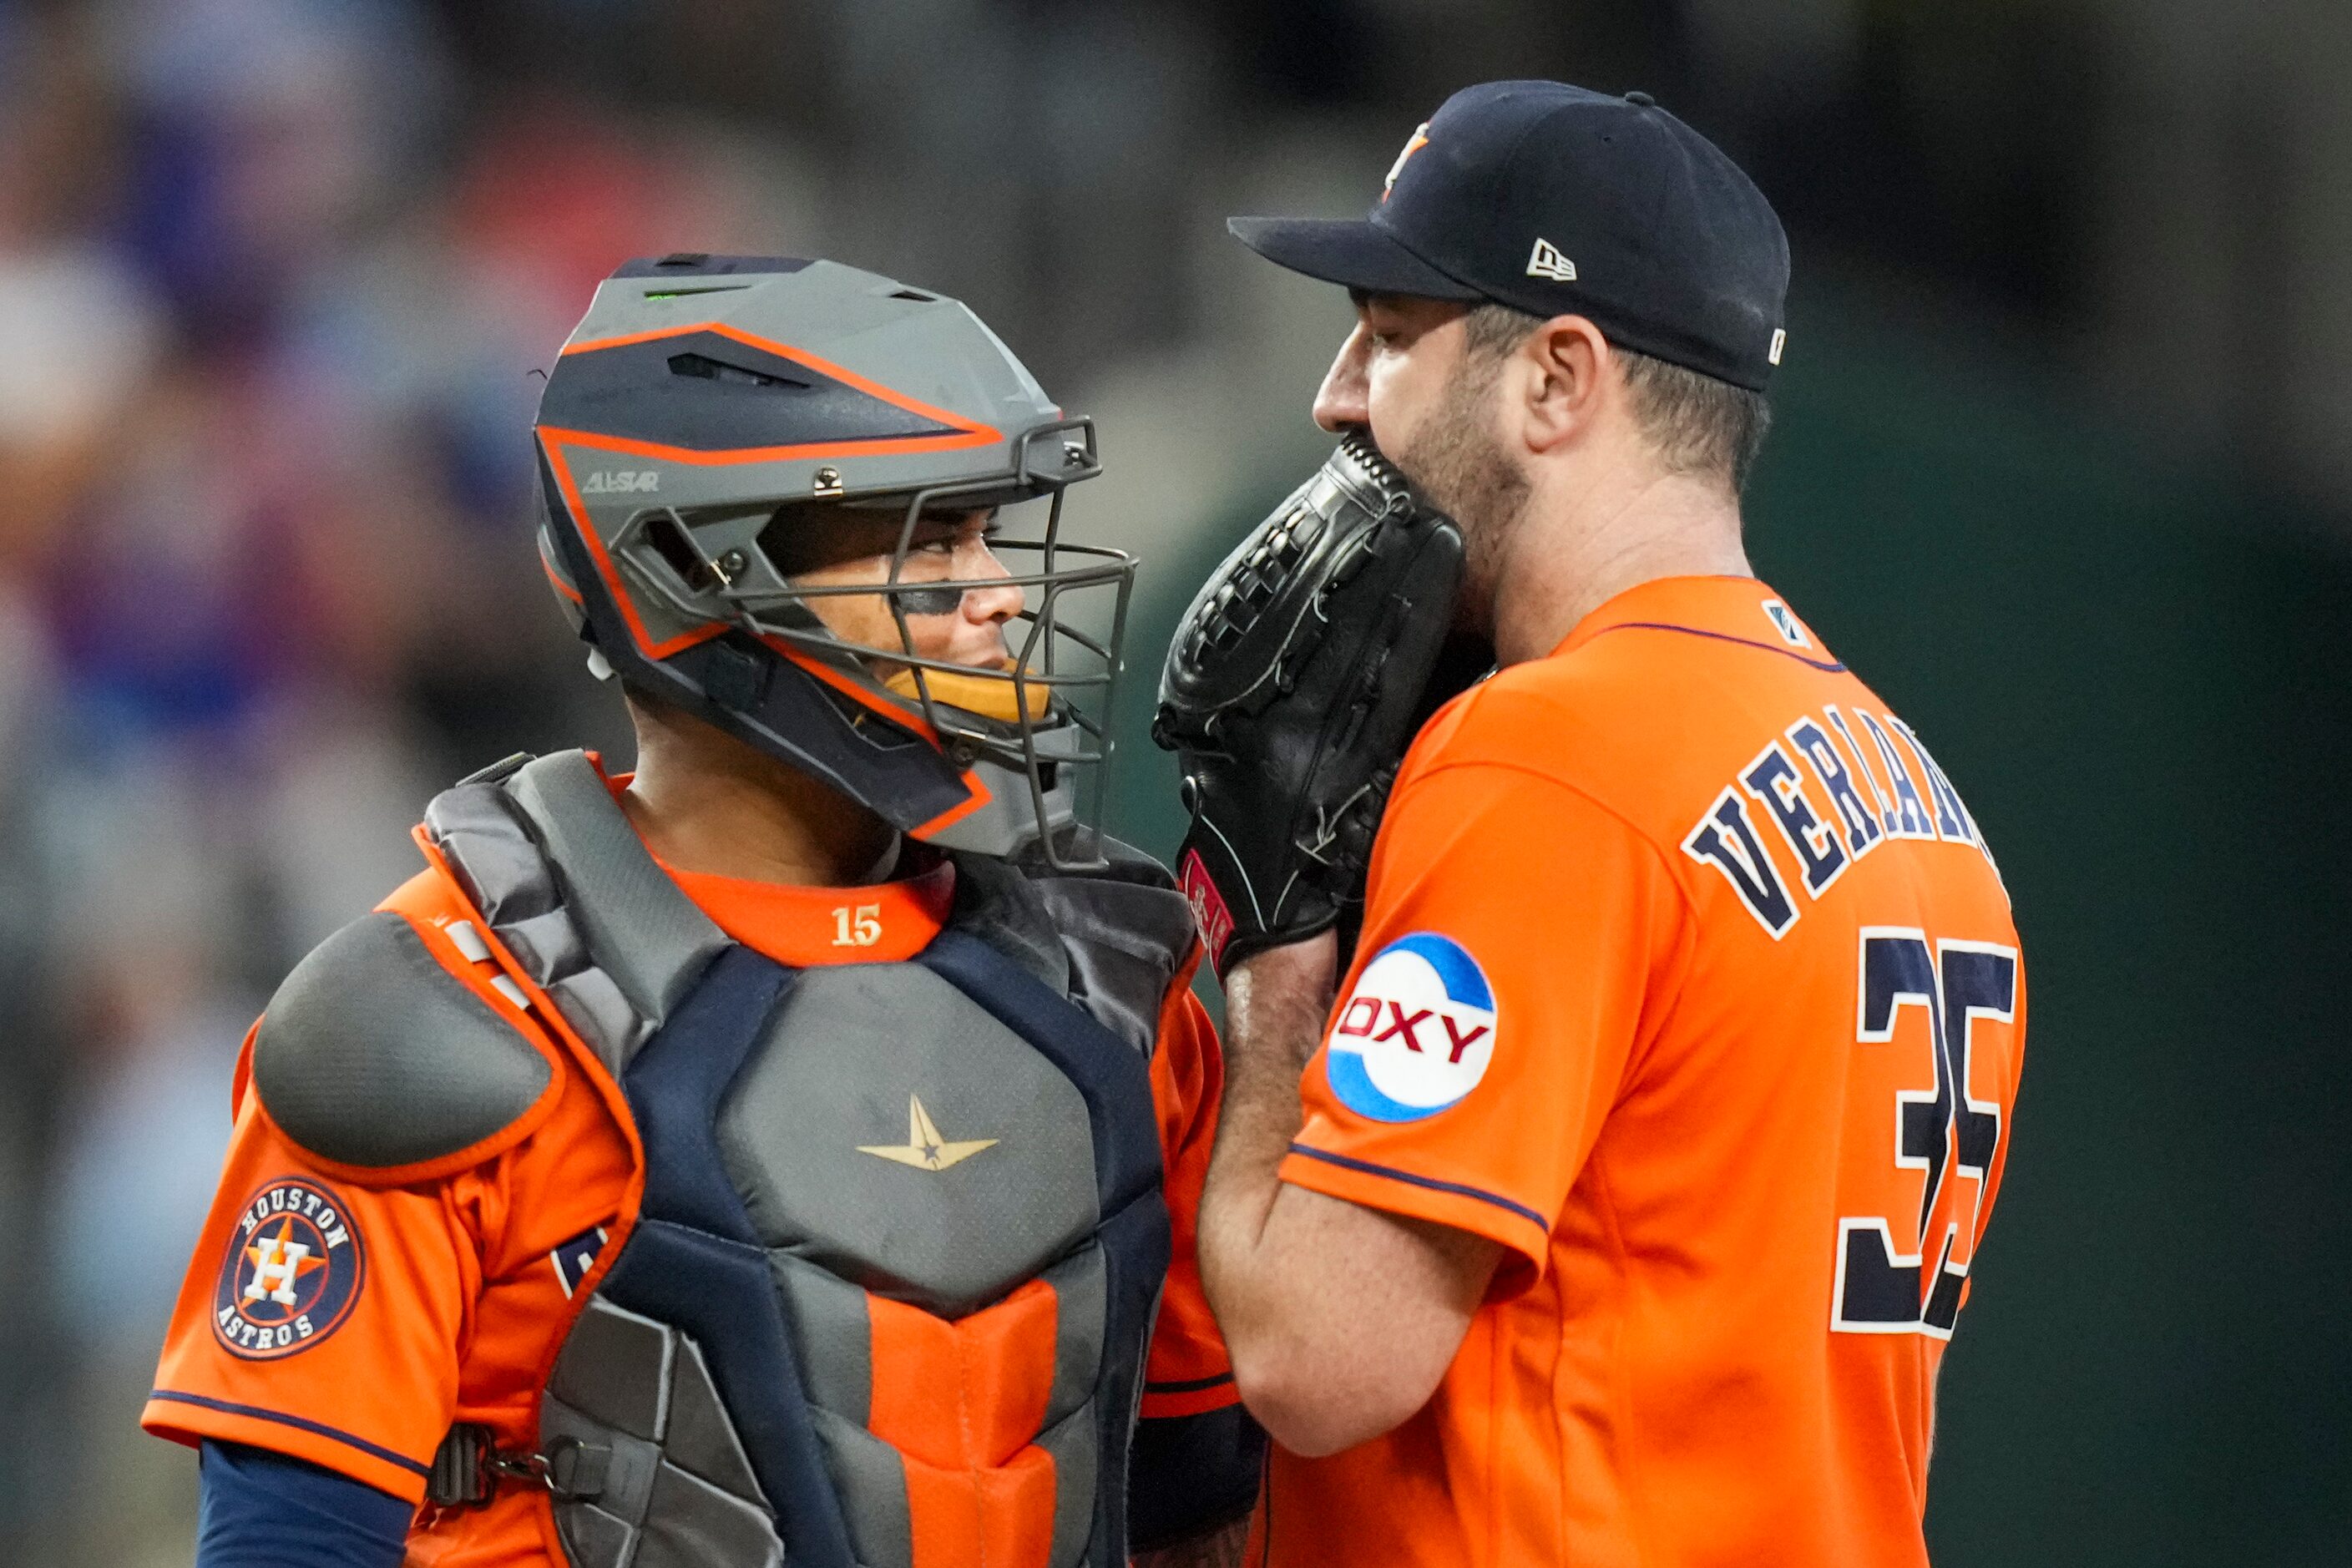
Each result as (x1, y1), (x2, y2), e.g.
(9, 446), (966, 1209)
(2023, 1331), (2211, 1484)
(142, 1390), (431, 1505)
(1279, 1143), (1551, 1279)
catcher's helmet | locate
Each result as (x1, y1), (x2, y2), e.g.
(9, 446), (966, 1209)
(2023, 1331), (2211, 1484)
(534, 254), (1132, 867)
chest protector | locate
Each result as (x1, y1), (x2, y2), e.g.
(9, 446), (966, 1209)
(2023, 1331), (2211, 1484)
(422, 752), (1195, 1568)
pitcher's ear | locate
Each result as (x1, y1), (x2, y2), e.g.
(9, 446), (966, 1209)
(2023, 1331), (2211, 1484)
(1514, 314), (1609, 454)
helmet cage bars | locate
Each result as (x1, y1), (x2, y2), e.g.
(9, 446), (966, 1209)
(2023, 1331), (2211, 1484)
(609, 416), (1135, 871)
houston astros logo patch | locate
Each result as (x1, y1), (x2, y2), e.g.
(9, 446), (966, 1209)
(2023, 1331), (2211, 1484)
(1326, 933), (1498, 1122)
(213, 1177), (366, 1360)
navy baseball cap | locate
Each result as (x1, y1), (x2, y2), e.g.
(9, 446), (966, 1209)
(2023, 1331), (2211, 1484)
(1230, 81), (1790, 392)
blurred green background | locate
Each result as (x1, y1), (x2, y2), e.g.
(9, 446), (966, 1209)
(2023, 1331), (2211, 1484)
(4, 0), (2347, 1562)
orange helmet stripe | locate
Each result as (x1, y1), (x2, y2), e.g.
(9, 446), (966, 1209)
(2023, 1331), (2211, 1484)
(554, 320), (1004, 457)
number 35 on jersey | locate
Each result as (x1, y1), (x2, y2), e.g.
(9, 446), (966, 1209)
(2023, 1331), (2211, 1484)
(1833, 928), (2017, 1339)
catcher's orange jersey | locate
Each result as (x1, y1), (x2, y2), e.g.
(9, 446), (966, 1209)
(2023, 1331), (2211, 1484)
(1261, 575), (2026, 1567)
(142, 772), (1235, 1563)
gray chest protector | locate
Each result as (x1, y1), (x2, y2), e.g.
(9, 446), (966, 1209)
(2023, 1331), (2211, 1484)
(422, 752), (1195, 1568)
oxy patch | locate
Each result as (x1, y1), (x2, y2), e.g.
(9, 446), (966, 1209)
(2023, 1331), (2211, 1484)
(1325, 933), (1497, 1122)
(212, 1177), (366, 1360)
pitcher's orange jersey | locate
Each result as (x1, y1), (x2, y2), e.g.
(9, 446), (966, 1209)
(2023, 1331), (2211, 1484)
(1260, 576), (2026, 1567)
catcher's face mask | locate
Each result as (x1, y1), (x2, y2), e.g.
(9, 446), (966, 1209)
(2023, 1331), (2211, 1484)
(620, 438), (1133, 861)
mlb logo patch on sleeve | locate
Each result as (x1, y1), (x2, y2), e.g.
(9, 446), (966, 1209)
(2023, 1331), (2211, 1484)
(1325, 933), (1498, 1122)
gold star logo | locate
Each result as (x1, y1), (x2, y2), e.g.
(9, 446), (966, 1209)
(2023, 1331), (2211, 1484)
(857, 1095), (999, 1172)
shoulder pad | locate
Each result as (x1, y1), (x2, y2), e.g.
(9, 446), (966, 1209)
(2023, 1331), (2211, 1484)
(1029, 873), (1196, 1056)
(422, 751), (729, 1074)
(946, 852), (1070, 995)
(253, 911), (555, 1174)
(957, 835), (1197, 1054)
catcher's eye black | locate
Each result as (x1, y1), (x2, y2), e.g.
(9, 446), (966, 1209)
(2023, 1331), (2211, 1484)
(892, 586), (965, 617)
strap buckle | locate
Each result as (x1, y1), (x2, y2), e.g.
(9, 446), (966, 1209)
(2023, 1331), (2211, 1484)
(427, 1424), (609, 1509)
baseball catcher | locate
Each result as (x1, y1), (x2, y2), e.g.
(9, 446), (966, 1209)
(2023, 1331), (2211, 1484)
(144, 254), (1261, 1568)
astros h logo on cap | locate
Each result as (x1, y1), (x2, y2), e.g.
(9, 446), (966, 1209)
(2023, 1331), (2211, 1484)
(1382, 122), (1430, 201)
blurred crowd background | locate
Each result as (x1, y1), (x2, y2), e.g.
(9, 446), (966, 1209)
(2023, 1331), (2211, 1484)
(2, 0), (2347, 1562)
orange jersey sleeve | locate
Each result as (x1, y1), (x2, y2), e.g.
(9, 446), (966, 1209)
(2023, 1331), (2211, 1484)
(1281, 751), (1691, 1295)
(139, 888), (571, 1508)
(142, 1046), (496, 1504)
(1140, 969), (1240, 1419)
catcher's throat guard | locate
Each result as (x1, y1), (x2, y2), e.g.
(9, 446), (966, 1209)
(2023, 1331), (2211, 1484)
(536, 255), (1135, 870)
(1156, 433), (1487, 974)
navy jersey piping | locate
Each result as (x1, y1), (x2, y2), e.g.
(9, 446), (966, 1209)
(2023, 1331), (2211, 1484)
(149, 1390), (432, 1478)
(1588, 620), (1848, 672)
(1285, 1144), (1550, 1232)
(1144, 1372), (1235, 1395)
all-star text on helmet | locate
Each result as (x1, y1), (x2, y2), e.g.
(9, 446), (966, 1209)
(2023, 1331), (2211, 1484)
(533, 254), (1133, 868)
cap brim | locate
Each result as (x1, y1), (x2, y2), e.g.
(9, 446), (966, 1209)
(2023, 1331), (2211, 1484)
(1227, 216), (1484, 301)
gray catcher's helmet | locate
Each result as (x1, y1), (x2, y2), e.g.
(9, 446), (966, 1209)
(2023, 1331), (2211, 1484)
(533, 254), (1133, 867)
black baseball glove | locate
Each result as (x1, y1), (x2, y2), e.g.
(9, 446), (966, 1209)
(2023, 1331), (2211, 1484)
(1154, 433), (1490, 976)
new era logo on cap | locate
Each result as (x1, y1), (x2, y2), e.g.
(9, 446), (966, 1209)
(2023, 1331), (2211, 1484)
(1526, 238), (1577, 281)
